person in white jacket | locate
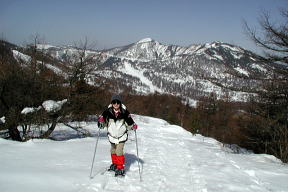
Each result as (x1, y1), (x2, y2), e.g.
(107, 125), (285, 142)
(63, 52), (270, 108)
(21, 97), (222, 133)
(98, 95), (138, 177)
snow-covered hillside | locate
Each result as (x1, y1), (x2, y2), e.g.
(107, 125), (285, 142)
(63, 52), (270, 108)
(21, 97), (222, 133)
(97, 39), (278, 102)
(32, 38), (283, 103)
(1, 115), (288, 192)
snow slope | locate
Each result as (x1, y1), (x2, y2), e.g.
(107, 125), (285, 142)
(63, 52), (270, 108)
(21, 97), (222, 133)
(118, 62), (164, 93)
(1, 115), (288, 192)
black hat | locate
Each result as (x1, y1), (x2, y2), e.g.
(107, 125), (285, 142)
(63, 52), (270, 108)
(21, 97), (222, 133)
(111, 95), (122, 103)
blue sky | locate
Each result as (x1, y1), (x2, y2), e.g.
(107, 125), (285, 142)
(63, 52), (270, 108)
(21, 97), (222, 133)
(0, 0), (287, 53)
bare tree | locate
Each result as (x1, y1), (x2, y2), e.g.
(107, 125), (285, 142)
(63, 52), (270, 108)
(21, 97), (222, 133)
(61, 37), (102, 96)
(0, 36), (69, 141)
(244, 8), (288, 162)
(244, 9), (288, 65)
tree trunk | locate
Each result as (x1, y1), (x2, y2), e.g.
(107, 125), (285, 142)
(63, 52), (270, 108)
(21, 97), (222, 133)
(5, 107), (22, 141)
(8, 125), (22, 141)
(39, 118), (58, 139)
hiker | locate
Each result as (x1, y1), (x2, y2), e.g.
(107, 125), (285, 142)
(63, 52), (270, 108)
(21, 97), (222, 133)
(97, 95), (138, 177)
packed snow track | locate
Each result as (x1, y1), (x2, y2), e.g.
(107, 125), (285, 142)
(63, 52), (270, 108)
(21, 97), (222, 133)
(1, 115), (288, 192)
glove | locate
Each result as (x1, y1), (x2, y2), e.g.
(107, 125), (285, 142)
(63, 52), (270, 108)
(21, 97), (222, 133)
(98, 116), (105, 129)
(132, 123), (138, 130)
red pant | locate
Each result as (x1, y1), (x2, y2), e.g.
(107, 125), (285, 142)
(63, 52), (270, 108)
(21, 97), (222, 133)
(111, 154), (125, 169)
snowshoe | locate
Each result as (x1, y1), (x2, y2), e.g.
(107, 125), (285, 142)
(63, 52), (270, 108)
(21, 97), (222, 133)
(108, 164), (117, 172)
(115, 169), (125, 177)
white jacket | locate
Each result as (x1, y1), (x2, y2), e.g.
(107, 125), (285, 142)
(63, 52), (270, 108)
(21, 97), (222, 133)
(102, 104), (134, 144)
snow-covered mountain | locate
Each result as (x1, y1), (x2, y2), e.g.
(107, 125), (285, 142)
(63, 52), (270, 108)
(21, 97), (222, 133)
(13, 38), (284, 103)
(1, 115), (288, 192)
(95, 38), (275, 102)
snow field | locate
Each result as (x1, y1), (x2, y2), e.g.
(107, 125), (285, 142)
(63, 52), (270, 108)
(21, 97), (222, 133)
(0, 115), (288, 192)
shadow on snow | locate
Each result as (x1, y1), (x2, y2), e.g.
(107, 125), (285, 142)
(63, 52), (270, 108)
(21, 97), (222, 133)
(125, 153), (144, 172)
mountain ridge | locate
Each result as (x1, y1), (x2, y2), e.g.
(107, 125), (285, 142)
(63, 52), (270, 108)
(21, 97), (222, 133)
(7, 38), (285, 104)
(93, 38), (275, 103)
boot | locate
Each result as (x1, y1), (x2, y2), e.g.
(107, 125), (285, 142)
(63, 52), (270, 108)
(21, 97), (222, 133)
(108, 154), (117, 172)
(115, 168), (125, 177)
(108, 164), (117, 172)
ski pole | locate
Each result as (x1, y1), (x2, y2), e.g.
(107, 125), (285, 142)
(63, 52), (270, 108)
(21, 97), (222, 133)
(89, 128), (101, 179)
(134, 130), (142, 182)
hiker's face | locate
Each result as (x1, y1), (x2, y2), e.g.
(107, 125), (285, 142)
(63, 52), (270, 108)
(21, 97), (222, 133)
(112, 103), (120, 110)
(112, 100), (121, 110)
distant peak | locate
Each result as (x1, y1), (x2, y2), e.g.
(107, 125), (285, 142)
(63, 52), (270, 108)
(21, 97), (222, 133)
(137, 38), (154, 44)
(212, 41), (223, 44)
(206, 41), (223, 46)
(36, 44), (56, 49)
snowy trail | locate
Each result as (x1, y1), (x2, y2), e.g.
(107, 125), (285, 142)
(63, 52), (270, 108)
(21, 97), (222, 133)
(1, 115), (288, 192)
(79, 115), (288, 192)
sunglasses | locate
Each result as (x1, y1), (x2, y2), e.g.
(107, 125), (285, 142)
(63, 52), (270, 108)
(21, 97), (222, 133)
(112, 100), (121, 104)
